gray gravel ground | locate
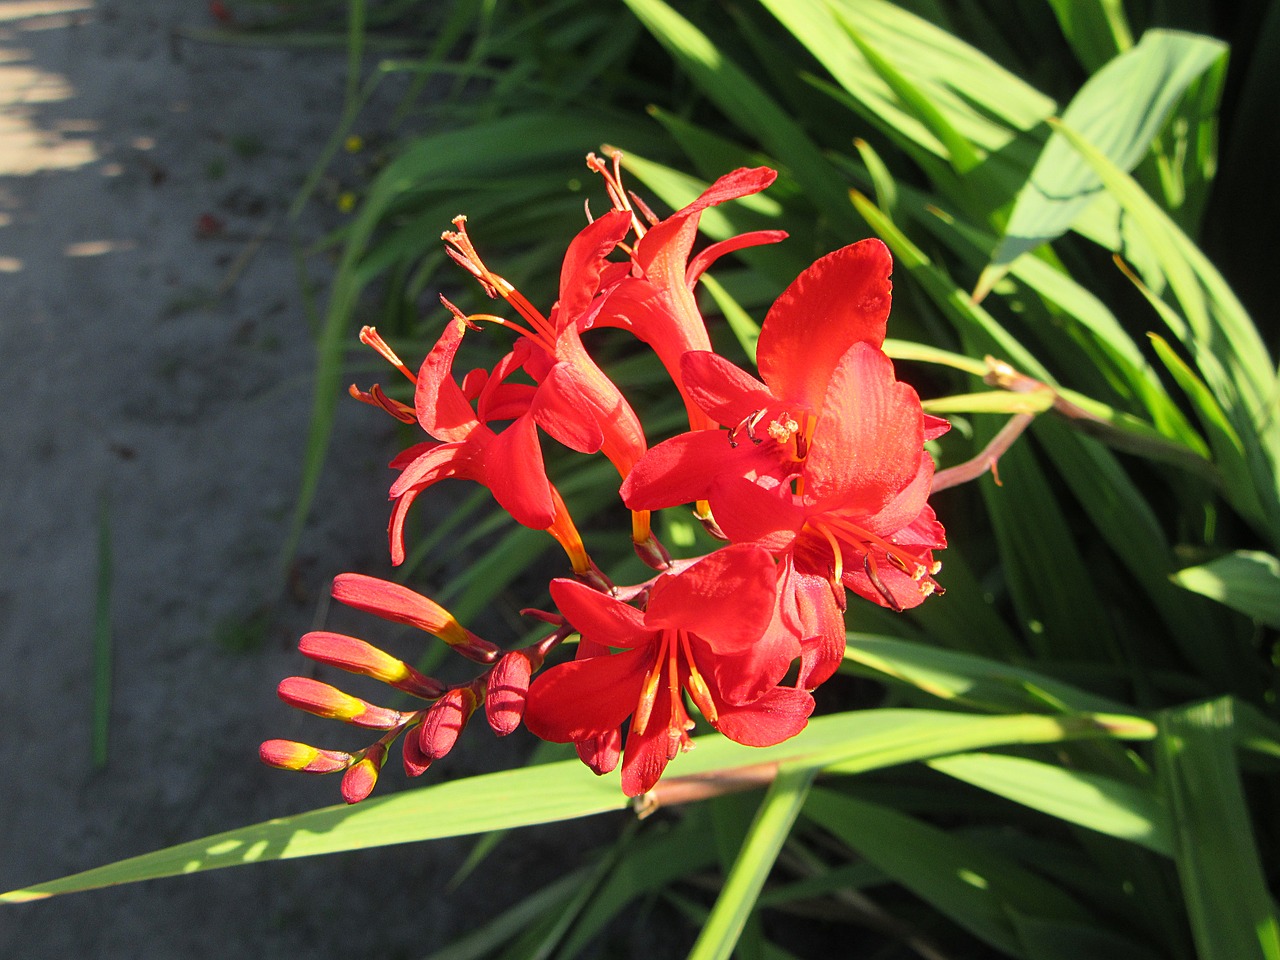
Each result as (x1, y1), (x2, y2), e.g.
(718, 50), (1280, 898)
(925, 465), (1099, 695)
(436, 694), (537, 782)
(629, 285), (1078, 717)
(0, 3), (621, 956)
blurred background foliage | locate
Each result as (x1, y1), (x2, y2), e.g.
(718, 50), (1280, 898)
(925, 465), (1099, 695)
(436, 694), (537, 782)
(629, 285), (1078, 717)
(24, 0), (1278, 957)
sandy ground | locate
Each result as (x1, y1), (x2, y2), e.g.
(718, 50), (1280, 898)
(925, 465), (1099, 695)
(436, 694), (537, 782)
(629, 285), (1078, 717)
(0, 2), (611, 956)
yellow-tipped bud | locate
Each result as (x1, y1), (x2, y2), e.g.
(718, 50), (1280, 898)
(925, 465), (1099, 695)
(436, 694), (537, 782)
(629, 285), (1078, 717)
(299, 632), (445, 700)
(331, 574), (500, 663)
(341, 743), (386, 804)
(259, 739), (352, 774)
(276, 677), (404, 729)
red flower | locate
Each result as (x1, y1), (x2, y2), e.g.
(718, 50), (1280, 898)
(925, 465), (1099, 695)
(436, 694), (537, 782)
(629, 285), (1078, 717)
(621, 239), (948, 687)
(592, 160), (787, 433)
(523, 545), (813, 797)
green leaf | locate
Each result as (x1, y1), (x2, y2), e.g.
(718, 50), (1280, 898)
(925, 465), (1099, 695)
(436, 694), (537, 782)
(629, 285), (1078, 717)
(2, 709), (1152, 902)
(687, 766), (814, 960)
(804, 789), (1090, 955)
(621, 0), (857, 231)
(1050, 116), (1280, 544)
(1155, 698), (1280, 960)
(843, 634), (1132, 715)
(926, 752), (1172, 855)
(1044, 0), (1133, 72)
(981, 29), (1228, 297)
(1171, 550), (1280, 628)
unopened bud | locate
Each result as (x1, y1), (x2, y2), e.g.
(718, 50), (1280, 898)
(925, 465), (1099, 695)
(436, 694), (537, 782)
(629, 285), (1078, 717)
(485, 650), (543, 736)
(341, 743), (387, 804)
(633, 532), (673, 571)
(576, 728), (621, 777)
(331, 574), (501, 663)
(259, 739), (353, 774)
(418, 685), (480, 760)
(277, 676), (404, 729)
(299, 632), (445, 700)
(401, 723), (433, 778)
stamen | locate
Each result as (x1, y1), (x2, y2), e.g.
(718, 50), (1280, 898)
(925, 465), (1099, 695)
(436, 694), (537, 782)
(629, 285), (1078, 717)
(765, 411), (799, 445)
(359, 326), (417, 384)
(823, 515), (927, 582)
(728, 409), (768, 448)
(811, 521), (845, 584)
(794, 412), (817, 461)
(586, 150), (648, 236)
(679, 631), (718, 723)
(348, 383), (416, 423)
(441, 217), (558, 345)
(864, 553), (903, 612)
(632, 634), (667, 738)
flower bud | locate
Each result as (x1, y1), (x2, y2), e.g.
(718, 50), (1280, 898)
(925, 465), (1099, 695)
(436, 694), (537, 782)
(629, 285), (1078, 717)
(633, 531), (672, 571)
(341, 743), (387, 804)
(331, 574), (501, 663)
(276, 677), (404, 729)
(259, 739), (353, 774)
(401, 724), (433, 778)
(576, 728), (621, 777)
(418, 685), (480, 761)
(299, 632), (445, 699)
(485, 650), (539, 736)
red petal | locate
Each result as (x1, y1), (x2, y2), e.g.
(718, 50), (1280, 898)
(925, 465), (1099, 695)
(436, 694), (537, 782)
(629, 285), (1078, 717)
(757, 238), (892, 411)
(776, 558), (846, 690)
(691, 628), (798, 705)
(549, 578), (652, 650)
(707, 475), (806, 553)
(803, 342), (924, 510)
(577, 728), (622, 776)
(619, 681), (678, 797)
(924, 413), (951, 441)
(680, 351), (773, 428)
(713, 685), (813, 746)
(645, 545), (777, 653)
(416, 318), (480, 442)
(860, 458), (937, 540)
(532, 362), (606, 454)
(620, 430), (732, 510)
(481, 413), (557, 529)
(557, 209), (631, 324)
(522, 646), (651, 743)
(686, 229), (788, 287)
(389, 438), (486, 499)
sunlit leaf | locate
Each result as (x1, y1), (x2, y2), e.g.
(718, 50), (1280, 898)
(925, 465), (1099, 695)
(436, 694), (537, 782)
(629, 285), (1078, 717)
(1171, 551), (1280, 628)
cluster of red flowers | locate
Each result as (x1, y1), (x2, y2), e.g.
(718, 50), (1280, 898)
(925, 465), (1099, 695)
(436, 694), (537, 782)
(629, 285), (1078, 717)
(262, 156), (947, 801)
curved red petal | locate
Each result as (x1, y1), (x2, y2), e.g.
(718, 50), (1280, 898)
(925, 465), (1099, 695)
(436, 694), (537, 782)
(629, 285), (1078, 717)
(523, 646), (650, 743)
(804, 342), (924, 510)
(549, 578), (652, 650)
(757, 238), (892, 412)
(692, 627), (799, 705)
(620, 429), (734, 510)
(482, 413), (557, 529)
(686, 229), (788, 287)
(645, 544), (777, 652)
(557, 209), (631, 325)
(532, 362), (607, 455)
(708, 475), (806, 553)
(775, 557), (847, 690)
(712, 686), (814, 747)
(681, 351), (773, 428)
(416, 317), (480, 442)
(619, 682), (678, 797)
(389, 437), (485, 499)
